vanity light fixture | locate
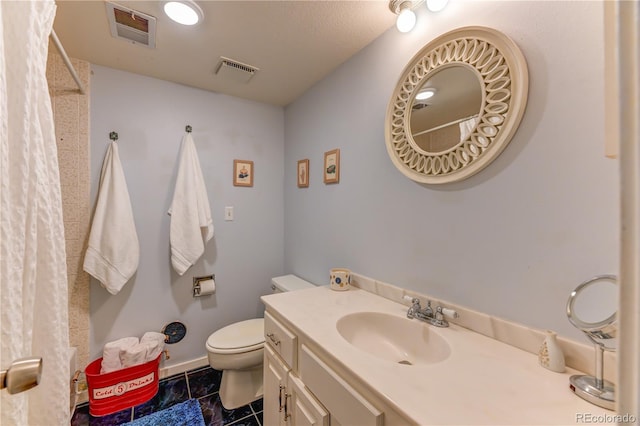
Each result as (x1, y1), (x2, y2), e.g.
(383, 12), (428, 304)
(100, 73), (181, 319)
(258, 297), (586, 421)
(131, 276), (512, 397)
(164, 0), (203, 26)
(415, 88), (437, 100)
(389, 0), (423, 33)
(426, 0), (449, 12)
(396, 4), (416, 33)
(390, 0), (450, 32)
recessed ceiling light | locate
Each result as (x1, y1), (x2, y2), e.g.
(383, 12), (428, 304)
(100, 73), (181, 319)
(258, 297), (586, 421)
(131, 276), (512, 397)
(416, 88), (437, 100)
(164, 1), (203, 26)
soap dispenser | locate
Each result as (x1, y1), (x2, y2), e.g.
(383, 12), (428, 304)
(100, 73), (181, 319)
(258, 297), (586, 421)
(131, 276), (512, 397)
(538, 330), (565, 373)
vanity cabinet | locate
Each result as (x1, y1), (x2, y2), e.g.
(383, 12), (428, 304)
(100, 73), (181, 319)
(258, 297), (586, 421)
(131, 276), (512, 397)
(264, 345), (329, 426)
(264, 312), (329, 426)
(262, 285), (611, 425)
(264, 310), (384, 426)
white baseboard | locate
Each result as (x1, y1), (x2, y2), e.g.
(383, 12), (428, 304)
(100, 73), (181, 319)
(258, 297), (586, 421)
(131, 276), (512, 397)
(159, 355), (209, 379)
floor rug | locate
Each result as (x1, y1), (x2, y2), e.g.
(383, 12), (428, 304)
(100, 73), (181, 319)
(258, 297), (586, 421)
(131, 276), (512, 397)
(123, 399), (205, 426)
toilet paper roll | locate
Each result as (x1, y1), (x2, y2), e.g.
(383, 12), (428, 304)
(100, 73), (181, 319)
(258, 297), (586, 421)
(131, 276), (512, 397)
(195, 278), (215, 296)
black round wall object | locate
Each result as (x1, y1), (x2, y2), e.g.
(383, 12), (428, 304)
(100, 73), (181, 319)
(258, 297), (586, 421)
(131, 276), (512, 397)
(162, 321), (187, 344)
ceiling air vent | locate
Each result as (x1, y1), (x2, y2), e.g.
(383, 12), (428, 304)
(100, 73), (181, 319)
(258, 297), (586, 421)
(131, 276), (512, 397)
(215, 57), (259, 84)
(105, 2), (156, 48)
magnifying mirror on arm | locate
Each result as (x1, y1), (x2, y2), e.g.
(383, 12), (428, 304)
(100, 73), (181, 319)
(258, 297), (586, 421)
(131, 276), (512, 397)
(566, 274), (617, 410)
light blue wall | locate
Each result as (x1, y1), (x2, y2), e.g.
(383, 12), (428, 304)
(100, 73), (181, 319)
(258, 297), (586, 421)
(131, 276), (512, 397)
(89, 66), (284, 365)
(88, 1), (618, 362)
(283, 1), (619, 341)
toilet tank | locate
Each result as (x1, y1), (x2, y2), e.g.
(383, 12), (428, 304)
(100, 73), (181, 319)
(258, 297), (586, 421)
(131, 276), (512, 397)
(271, 274), (315, 293)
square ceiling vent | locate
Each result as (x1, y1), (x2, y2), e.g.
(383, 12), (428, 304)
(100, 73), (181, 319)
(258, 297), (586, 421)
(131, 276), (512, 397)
(215, 57), (260, 84)
(105, 2), (156, 48)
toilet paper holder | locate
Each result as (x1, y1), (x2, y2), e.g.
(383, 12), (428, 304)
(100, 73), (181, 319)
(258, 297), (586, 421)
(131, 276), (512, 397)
(193, 274), (215, 297)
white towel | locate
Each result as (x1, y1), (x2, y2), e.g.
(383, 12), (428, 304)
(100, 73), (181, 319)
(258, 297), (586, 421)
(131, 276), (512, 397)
(83, 142), (140, 295)
(168, 133), (213, 275)
(120, 343), (149, 369)
(141, 331), (166, 362)
(101, 337), (139, 374)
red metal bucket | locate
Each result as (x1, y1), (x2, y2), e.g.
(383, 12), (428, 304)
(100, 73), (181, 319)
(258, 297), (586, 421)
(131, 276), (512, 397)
(85, 354), (161, 417)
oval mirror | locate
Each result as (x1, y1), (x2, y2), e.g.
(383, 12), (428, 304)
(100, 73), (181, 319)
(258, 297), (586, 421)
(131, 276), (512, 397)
(385, 26), (529, 184)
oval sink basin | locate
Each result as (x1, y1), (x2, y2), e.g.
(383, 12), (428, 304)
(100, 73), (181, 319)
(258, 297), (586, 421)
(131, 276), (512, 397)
(336, 312), (451, 365)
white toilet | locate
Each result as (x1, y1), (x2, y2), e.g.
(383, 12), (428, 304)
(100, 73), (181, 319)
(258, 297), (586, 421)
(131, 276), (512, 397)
(206, 274), (314, 409)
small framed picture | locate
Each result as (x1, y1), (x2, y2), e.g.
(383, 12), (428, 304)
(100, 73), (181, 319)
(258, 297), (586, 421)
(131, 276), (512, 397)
(297, 159), (309, 188)
(233, 160), (253, 187)
(323, 149), (340, 184)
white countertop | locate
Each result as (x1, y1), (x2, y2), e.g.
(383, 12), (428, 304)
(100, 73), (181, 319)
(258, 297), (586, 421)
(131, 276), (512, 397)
(261, 286), (611, 425)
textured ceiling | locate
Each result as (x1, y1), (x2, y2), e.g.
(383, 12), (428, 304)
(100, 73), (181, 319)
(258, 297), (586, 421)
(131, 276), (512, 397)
(53, 0), (396, 106)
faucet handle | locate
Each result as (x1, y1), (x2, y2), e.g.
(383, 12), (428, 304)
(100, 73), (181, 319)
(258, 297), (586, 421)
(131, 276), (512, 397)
(403, 295), (419, 305)
(436, 306), (459, 319)
(403, 296), (421, 319)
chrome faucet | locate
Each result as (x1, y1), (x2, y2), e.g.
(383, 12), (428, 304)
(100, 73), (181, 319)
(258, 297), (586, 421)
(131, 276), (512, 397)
(407, 297), (433, 321)
(404, 296), (459, 327)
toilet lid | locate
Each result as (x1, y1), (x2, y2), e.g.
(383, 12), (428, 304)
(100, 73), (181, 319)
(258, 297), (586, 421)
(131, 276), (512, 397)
(206, 318), (265, 352)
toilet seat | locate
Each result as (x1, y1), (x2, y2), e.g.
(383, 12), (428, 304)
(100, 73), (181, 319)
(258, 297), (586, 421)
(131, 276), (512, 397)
(206, 318), (264, 354)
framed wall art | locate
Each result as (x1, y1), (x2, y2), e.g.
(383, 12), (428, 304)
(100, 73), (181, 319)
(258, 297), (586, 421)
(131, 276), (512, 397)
(297, 159), (309, 188)
(323, 149), (340, 184)
(233, 159), (253, 187)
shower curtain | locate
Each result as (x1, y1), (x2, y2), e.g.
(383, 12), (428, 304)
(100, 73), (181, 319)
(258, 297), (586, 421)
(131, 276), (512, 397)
(0, 1), (70, 425)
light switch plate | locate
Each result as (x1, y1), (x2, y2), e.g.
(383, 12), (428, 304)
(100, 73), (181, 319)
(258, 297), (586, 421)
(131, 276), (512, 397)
(225, 206), (234, 221)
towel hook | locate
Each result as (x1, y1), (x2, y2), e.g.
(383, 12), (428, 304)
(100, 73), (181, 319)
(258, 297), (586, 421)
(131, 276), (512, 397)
(109, 131), (119, 141)
(185, 125), (192, 133)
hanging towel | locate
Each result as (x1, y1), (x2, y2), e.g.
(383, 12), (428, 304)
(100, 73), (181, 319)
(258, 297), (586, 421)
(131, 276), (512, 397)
(168, 133), (213, 275)
(83, 141), (140, 294)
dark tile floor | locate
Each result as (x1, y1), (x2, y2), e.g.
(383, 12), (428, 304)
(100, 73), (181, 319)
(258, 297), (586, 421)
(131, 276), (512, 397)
(70, 366), (263, 426)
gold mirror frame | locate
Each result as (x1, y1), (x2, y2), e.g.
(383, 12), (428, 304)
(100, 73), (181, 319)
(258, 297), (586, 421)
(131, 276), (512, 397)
(385, 26), (529, 184)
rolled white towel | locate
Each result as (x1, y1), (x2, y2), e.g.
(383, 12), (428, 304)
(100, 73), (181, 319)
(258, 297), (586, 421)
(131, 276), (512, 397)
(101, 337), (139, 374)
(120, 343), (149, 369)
(141, 332), (166, 362)
(141, 331), (166, 344)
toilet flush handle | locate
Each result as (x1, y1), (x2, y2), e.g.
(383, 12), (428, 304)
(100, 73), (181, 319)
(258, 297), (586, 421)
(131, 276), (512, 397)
(266, 333), (280, 346)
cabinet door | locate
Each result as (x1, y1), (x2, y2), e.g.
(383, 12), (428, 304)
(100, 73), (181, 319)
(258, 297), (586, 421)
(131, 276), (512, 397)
(300, 344), (383, 426)
(264, 345), (291, 426)
(288, 374), (329, 426)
